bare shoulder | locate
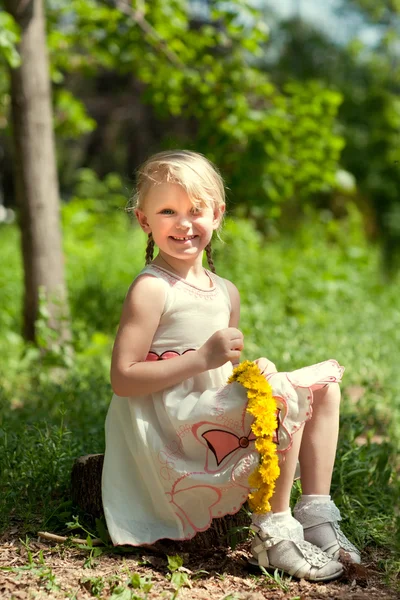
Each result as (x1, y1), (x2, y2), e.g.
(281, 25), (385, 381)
(222, 278), (240, 327)
(223, 279), (240, 304)
(122, 273), (167, 320)
(128, 273), (166, 301)
(112, 274), (167, 367)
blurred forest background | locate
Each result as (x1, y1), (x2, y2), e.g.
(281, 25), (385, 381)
(1, 0), (400, 258)
(0, 0), (399, 587)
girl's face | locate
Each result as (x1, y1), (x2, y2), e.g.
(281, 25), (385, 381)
(135, 183), (224, 263)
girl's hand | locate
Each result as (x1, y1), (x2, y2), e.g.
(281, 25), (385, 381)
(198, 328), (244, 370)
(254, 357), (277, 376)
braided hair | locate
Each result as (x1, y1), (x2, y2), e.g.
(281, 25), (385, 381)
(205, 242), (216, 273)
(145, 233), (155, 265)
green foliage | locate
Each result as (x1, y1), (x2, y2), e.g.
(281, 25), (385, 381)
(0, 10), (19, 129)
(332, 416), (398, 550)
(343, 0), (400, 23)
(3, 0), (400, 268)
(54, 89), (96, 138)
(81, 575), (105, 597)
(257, 564), (292, 592)
(0, 11), (20, 68)
(62, 177), (141, 341)
(167, 555), (190, 599)
(66, 514), (108, 565)
(82, 563), (153, 599)
(272, 6), (400, 267)
(0, 538), (61, 593)
(211, 80), (343, 216)
(2, 1), (344, 212)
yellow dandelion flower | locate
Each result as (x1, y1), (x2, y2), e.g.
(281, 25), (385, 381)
(228, 361), (280, 514)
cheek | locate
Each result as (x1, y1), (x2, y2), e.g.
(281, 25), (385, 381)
(195, 217), (214, 232)
(149, 217), (166, 233)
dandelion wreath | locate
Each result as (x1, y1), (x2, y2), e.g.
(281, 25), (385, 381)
(228, 360), (280, 513)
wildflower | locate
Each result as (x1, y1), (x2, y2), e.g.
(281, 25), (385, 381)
(229, 361), (280, 513)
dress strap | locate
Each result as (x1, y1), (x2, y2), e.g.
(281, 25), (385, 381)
(139, 264), (167, 279)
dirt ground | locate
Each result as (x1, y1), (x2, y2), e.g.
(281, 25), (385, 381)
(0, 532), (398, 600)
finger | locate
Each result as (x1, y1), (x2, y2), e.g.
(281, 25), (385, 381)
(230, 349), (242, 362)
(231, 344), (244, 353)
(257, 361), (273, 375)
(254, 358), (267, 368)
(227, 327), (242, 335)
(228, 332), (244, 343)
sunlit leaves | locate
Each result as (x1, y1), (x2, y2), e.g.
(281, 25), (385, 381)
(0, 12), (20, 68)
(54, 89), (96, 138)
(0, 0), (345, 214)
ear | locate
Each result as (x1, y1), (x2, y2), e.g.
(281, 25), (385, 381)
(135, 209), (151, 234)
(213, 203), (225, 230)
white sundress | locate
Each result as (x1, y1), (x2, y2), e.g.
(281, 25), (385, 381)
(102, 264), (344, 546)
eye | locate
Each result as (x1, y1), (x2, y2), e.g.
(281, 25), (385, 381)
(190, 206), (202, 215)
(160, 208), (174, 215)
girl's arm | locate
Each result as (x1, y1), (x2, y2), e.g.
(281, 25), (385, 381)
(111, 275), (243, 397)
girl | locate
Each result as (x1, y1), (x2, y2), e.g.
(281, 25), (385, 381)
(102, 150), (360, 581)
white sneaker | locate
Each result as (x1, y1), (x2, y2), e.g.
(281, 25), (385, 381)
(250, 520), (343, 582)
(294, 499), (361, 564)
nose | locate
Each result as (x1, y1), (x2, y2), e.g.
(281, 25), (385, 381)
(176, 215), (191, 229)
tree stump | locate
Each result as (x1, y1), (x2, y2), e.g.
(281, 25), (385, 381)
(71, 454), (105, 518)
(71, 454), (251, 551)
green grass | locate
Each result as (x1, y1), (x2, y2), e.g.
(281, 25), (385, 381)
(0, 201), (399, 579)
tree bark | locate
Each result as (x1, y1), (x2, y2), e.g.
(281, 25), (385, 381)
(71, 454), (251, 551)
(4, 0), (69, 342)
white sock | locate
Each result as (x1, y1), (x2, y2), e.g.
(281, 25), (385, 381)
(295, 495), (338, 528)
(252, 508), (291, 528)
(297, 494), (331, 507)
(252, 509), (303, 541)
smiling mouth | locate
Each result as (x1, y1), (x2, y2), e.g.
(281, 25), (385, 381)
(170, 235), (197, 241)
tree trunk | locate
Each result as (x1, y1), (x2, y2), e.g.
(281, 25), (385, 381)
(4, 0), (69, 343)
(71, 454), (251, 551)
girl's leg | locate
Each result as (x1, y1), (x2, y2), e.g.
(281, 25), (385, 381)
(270, 425), (304, 512)
(294, 383), (361, 563)
(251, 425), (343, 581)
(260, 382), (340, 517)
(299, 383), (340, 494)
(268, 382), (340, 513)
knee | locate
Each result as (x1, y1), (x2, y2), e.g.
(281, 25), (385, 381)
(329, 382), (341, 399)
(314, 382), (341, 409)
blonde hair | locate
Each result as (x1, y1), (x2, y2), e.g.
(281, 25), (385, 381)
(133, 150), (225, 272)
